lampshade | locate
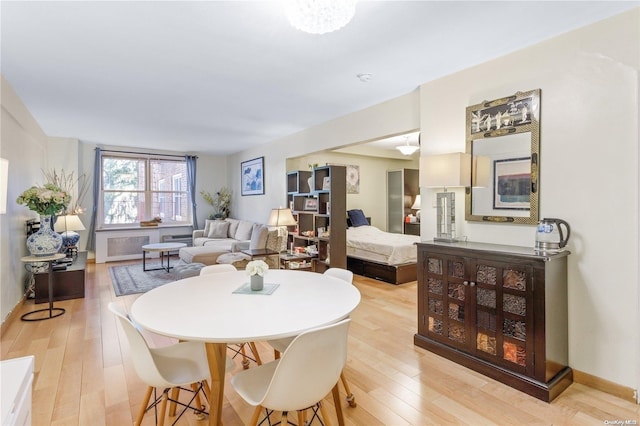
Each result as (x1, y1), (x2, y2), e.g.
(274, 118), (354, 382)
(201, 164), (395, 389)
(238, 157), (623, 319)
(420, 152), (471, 188)
(0, 158), (7, 215)
(284, 0), (357, 35)
(267, 208), (297, 227)
(472, 155), (491, 188)
(396, 144), (419, 155)
(54, 215), (86, 232)
(411, 194), (421, 210)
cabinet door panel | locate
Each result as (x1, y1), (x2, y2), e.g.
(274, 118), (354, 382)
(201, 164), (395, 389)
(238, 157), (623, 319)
(472, 260), (534, 374)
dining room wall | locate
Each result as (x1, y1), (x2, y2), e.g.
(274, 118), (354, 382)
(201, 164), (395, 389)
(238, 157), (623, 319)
(418, 8), (639, 391)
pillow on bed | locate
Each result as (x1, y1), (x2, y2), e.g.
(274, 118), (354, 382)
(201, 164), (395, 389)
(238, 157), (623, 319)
(347, 209), (369, 227)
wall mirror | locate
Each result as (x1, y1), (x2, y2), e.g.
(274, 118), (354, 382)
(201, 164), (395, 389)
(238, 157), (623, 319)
(465, 89), (540, 224)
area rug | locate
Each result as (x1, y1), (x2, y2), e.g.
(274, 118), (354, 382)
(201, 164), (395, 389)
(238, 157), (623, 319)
(109, 263), (178, 296)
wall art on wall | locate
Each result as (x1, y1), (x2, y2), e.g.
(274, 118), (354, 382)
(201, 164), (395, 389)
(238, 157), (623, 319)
(346, 164), (360, 194)
(241, 157), (264, 196)
(493, 157), (531, 210)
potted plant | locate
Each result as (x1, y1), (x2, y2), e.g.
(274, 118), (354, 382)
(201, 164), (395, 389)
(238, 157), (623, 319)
(16, 183), (70, 256)
(246, 259), (268, 291)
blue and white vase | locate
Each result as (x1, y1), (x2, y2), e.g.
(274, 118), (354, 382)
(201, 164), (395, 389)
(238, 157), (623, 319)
(26, 215), (63, 257)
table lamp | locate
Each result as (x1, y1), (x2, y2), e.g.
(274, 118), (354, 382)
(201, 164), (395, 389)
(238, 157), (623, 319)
(420, 152), (470, 242)
(54, 214), (86, 254)
(267, 206), (297, 245)
(410, 194), (421, 221)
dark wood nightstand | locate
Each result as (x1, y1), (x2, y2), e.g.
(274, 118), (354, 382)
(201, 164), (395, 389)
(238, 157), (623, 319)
(404, 222), (420, 236)
(34, 251), (87, 304)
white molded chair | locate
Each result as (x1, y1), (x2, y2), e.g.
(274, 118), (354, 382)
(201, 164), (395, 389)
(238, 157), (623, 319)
(198, 264), (263, 369)
(268, 267), (357, 407)
(231, 319), (351, 426)
(108, 302), (233, 426)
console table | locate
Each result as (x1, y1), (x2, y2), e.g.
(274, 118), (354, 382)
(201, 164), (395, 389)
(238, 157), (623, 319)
(414, 241), (572, 402)
(34, 251), (87, 304)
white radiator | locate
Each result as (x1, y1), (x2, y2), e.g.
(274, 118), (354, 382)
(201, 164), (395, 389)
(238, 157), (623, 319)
(162, 234), (192, 246)
(95, 229), (160, 263)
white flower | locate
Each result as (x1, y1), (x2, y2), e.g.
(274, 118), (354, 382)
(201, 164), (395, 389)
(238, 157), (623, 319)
(246, 260), (269, 276)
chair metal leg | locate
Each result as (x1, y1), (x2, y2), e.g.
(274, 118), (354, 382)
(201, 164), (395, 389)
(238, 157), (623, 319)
(136, 386), (153, 426)
(191, 382), (206, 420)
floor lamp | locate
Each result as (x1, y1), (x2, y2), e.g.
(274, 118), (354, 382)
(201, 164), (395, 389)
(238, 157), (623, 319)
(420, 153), (470, 242)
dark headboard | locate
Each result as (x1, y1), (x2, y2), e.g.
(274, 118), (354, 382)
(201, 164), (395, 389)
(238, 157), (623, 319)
(346, 216), (371, 228)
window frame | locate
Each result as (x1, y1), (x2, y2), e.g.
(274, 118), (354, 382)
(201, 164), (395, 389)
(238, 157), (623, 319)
(99, 153), (191, 228)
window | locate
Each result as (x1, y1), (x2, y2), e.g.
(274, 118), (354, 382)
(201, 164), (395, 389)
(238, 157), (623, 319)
(100, 154), (190, 227)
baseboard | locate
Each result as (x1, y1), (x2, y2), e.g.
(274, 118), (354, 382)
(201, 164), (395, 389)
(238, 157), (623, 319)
(0, 293), (28, 338)
(573, 369), (637, 404)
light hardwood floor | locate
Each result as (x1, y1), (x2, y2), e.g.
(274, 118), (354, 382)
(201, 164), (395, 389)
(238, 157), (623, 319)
(1, 259), (638, 425)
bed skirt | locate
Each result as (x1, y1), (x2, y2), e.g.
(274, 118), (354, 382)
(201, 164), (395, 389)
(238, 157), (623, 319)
(347, 256), (416, 285)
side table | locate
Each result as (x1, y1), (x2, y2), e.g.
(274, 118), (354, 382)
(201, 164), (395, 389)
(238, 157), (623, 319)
(241, 248), (279, 261)
(34, 251), (87, 303)
(21, 253), (66, 321)
(142, 242), (186, 272)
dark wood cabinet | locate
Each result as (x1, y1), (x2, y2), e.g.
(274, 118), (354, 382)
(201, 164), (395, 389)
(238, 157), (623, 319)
(414, 241), (572, 402)
(404, 222), (420, 236)
(34, 252), (87, 303)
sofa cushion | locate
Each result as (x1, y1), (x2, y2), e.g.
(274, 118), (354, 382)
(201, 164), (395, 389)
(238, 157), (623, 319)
(202, 219), (217, 237)
(225, 218), (240, 238)
(208, 220), (230, 238)
(235, 220), (254, 241)
(249, 224), (269, 250)
(179, 246), (229, 265)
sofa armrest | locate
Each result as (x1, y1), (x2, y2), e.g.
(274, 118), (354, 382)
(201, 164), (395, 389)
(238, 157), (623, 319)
(231, 241), (250, 252)
(193, 230), (204, 239)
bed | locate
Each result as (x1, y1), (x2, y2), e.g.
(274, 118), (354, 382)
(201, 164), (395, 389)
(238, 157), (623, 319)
(345, 210), (419, 285)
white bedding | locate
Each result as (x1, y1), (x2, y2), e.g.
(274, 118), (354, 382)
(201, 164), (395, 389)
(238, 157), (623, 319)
(346, 225), (420, 265)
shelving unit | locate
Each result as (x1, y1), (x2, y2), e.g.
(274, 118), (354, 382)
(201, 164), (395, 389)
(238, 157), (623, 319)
(286, 166), (346, 272)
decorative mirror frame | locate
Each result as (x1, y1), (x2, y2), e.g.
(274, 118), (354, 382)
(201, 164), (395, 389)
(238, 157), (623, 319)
(465, 89), (541, 224)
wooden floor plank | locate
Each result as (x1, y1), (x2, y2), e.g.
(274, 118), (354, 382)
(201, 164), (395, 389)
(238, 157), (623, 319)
(1, 259), (638, 425)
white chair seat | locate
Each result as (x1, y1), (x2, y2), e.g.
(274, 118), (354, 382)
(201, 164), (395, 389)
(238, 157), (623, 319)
(231, 319), (351, 425)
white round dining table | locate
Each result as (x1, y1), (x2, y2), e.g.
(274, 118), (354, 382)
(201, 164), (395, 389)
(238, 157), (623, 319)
(130, 269), (361, 426)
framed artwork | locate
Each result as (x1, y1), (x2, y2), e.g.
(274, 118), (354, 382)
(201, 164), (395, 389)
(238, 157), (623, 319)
(346, 164), (360, 194)
(322, 176), (331, 190)
(493, 157), (531, 210)
(303, 198), (318, 211)
(241, 157), (264, 196)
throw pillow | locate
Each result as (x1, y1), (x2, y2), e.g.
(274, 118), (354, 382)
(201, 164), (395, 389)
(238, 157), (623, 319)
(348, 209), (369, 227)
(249, 224), (269, 250)
(225, 218), (240, 238)
(235, 220), (254, 241)
(207, 220), (230, 238)
(202, 219), (217, 236)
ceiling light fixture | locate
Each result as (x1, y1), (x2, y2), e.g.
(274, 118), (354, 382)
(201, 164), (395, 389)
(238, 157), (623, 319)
(356, 73), (373, 83)
(396, 136), (419, 155)
(284, 0), (358, 35)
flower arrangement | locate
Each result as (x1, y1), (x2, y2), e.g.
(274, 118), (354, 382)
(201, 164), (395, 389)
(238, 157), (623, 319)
(201, 187), (232, 219)
(246, 259), (269, 277)
(16, 183), (70, 216)
(44, 168), (89, 214)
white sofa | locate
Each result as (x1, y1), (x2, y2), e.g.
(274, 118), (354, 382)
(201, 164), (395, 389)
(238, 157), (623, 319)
(179, 218), (284, 266)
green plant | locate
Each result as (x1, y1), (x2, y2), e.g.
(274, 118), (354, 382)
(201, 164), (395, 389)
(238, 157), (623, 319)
(201, 187), (232, 219)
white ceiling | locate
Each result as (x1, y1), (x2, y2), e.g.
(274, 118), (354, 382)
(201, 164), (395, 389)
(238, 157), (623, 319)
(1, 1), (637, 156)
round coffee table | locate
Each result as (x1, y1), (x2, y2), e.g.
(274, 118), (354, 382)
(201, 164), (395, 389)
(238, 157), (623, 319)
(141, 242), (186, 272)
